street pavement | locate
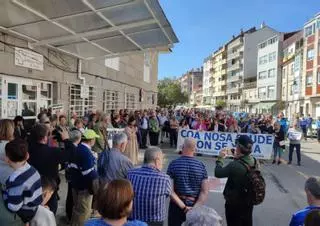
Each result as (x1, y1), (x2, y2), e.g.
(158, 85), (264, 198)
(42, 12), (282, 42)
(57, 138), (320, 226)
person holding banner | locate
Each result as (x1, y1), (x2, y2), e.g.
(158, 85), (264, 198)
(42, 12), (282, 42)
(273, 122), (285, 165)
(214, 135), (256, 226)
(287, 122), (303, 166)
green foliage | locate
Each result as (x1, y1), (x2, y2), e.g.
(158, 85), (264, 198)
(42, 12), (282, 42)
(158, 78), (188, 107)
(215, 100), (226, 110)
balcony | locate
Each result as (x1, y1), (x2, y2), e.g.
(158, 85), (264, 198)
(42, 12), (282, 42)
(243, 81), (257, 89)
(228, 75), (242, 83)
(228, 50), (243, 60)
(213, 90), (226, 97)
(226, 87), (240, 94)
(228, 62), (243, 71)
(228, 37), (243, 49)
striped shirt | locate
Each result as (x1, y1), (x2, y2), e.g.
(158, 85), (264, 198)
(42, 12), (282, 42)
(167, 156), (208, 205)
(128, 165), (172, 222)
(3, 162), (42, 223)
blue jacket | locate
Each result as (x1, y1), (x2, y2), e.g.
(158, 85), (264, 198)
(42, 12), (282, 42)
(289, 206), (320, 226)
(68, 143), (98, 191)
(278, 118), (288, 134)
(316, 120), (320, 129)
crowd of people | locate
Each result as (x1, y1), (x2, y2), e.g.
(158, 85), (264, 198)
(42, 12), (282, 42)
(0, 107), (319, 226)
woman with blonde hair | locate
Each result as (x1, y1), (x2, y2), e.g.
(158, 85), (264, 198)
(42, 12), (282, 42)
(0, 119), (15, 184)
(124, 116), (139, 165)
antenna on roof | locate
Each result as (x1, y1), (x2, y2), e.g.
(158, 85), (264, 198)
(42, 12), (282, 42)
(260, 21), (266, 29)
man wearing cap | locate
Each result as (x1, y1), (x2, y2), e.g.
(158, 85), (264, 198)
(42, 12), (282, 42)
(69, 129), (100, 226)
(214, 135), (256, 226)
(290, 177), (320, 226)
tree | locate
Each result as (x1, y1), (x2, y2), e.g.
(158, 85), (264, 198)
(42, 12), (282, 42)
(158, 78), (188, 107)
(215, 100), (226, 110)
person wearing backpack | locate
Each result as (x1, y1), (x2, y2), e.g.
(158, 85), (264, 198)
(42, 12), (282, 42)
(215, 135), (265, 226)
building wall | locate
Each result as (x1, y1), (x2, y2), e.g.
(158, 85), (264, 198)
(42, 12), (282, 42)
(0, 33), (158, 118)
(243, 26), (278, 79)
(257, 34), (282, 101)
(202, 58), (212, 104)
(212, 47), (227, 105)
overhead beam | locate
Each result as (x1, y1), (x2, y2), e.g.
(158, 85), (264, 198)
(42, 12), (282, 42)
(143, 0), (173, 44)
(12, 0), (113, 54)
(9, 0), (142, 30)
(30, 19), (156, 47)
(82, 0), (144, 51)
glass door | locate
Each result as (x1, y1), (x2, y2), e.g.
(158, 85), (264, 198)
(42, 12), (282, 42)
(7, 82), (19, 118)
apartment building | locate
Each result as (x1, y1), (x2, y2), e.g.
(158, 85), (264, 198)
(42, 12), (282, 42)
(203, 56), (213, 105)
(211, 46), (228, 106)
(179, 68), (203, 101)
(226, 25), (279, 112)
(281, 31), (304, 119)
(303, 13), (320, 117)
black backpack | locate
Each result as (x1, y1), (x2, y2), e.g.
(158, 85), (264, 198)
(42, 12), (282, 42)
(238, 158), (266, 205)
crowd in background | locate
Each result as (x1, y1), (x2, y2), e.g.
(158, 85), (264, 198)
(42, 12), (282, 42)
(0, 106), (319, 226)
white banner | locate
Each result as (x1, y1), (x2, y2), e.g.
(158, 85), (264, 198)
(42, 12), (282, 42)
(177, 129), (274, 159)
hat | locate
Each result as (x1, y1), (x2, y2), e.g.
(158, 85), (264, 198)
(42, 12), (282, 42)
(236, 135), (253, 153)
(82, 129), (100, 140)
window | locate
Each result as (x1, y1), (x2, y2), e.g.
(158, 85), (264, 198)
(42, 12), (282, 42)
(268, 69), (276, 78)
(126, 93), (135, 109)
(69, 84), (96, 116)
(259, 71), (267, 79)
(307, 49), (315, 61)
(318, 71), (320, 84)
(282, 68), (286, 79)
(305, 24), (315, 37)
(269, 52), (276, 62)
(103, 90), (119, 111)
(8, 83), (18, 100)
(306, 74), (313, 87)
(318, 19), (320, 29)
(259, 42), (267, 49)
(268, 37), (278, 45)
(267, 86), (275, 99)
(290, 85), (293, 95)
(258, 87), (266, 99)
(290, 63), (294, 75)
(259, 55), (268, 65)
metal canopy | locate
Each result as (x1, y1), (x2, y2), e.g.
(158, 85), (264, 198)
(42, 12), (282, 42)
(0, 0), (178, 59)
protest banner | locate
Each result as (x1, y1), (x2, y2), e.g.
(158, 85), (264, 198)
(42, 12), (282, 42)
(208, 176), (227, 193)
(177, 129), (274, 159)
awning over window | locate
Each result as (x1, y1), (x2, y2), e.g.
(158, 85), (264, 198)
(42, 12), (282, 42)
(0, 0), (179, 59)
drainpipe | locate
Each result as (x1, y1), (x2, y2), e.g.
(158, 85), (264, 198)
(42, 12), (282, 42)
(78, 59), (85, 85)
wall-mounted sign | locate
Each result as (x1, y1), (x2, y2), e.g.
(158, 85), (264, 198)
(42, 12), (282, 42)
(15, 47), (44, 71)
(81, 85), (89, 99)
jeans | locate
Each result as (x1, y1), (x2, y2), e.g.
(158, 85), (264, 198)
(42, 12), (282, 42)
(168, 201), (186, 226)
(289, 143), (301, 163)
(140, 129), (148, 148)
(317, 128), (320, 141)
(301, 126), (307, 139)
(273, 146), (283, 160)
(66, 182), (73, 220)
(169, 129), (178, 147)
(225, 202), (253, 226)
(149, 131), (159, 146)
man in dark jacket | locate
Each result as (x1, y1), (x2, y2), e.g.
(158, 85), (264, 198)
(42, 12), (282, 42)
(215, 135), (256, 226)
(28, 124), (71, 214)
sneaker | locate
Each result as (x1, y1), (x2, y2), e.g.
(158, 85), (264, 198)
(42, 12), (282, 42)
(288, 161), (292, 165)
(277, 161), (281, 165)
(297, 162), (301, 166)
(272, 160), (276, 164)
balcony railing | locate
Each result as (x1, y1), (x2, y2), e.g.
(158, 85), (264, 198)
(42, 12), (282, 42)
(228, 62), (243, 71)
(228, 75), (242, 83)
(243, 81), (257, 89)
(226, 87), (240, 94)
(228, 50), (243, 60)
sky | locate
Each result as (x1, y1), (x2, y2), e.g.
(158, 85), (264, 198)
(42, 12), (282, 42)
(158, 0), (320, 79)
